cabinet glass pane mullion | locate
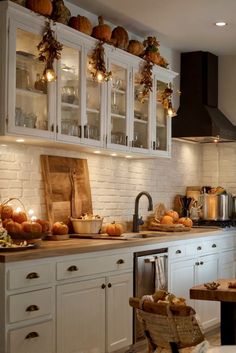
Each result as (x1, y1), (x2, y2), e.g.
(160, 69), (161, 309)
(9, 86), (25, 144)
(155, 80), (168, 151)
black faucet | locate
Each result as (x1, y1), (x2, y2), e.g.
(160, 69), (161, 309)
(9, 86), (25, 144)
(133, 191), (153, 232)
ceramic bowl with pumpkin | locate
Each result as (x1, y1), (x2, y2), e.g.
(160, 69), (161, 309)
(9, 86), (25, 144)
(70, 217), (103, 234)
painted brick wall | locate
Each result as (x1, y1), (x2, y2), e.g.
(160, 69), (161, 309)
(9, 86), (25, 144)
(0, 140), (202, 226)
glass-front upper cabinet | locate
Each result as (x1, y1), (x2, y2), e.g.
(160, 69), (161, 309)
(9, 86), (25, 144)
(84, 50), (104, 146)
(8, 19), (55, 138)
(57, 43), (81, 141)
(131, 66), (151, 153)
(107, 58), (129, 150)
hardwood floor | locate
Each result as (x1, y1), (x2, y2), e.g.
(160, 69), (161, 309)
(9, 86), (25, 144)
(116, 327), (221, 353)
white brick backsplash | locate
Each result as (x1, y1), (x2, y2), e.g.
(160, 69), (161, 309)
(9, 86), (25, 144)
(3, 139), (232, 225)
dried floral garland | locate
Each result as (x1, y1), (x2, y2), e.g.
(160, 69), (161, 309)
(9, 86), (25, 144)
(89, 41), (112, 82)
(37, 20), (63, 81)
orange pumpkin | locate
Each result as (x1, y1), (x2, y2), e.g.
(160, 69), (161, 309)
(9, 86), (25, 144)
(106, 222), (123, 236)
(36, 219), (51, 233)
(12, 211), (28, 224)
(22, 221), (42, 233)
(92, 16), (112, 42)
(127, 40), (144, 56)
(1, 205), (13, 220)
(178, 217), (193, 228)
(111, 26), (129, 50)
(69, 15), (93, 36)
(5, 221), (22, 235)
(165, 210), (179, 222)
(52, 221), (68, 235)
(26, 0), (53, 16)
(160, 215), (174, 225)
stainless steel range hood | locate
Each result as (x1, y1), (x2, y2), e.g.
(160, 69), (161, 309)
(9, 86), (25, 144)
(172, 51), (236, 143)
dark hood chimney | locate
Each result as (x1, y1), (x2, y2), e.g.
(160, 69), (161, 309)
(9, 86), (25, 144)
(172, 51), (236, 142)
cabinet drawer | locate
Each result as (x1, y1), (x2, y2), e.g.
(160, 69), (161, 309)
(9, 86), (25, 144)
(8, 263), (54, 290)
(8, 320), (54, 353)
(57, 253), (132, 280)
(8, 288), (53, 323)
(169, 245), (186, 259)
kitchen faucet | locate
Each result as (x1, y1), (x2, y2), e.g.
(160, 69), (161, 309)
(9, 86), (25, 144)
(133, 191), (153, 232)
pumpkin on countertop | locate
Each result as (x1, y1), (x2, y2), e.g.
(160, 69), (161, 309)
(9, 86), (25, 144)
(69, 15), (93, 36)
(26, 0), (53, 16)
(111, 26), (129, 50)
(127, 40), (144, 56)
(106, 222), (124, 236)
(92, 15), (112, 42)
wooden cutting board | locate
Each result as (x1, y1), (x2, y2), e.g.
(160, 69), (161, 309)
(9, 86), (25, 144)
(41, 155), (93, 225)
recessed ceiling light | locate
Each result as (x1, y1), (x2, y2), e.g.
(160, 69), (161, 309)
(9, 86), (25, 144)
(16, 138), (25, 142)
(215, 21), (227, 27)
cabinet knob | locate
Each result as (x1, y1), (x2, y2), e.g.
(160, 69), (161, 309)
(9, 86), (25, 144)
(108, 283), (112, 288)
(212, 244), (217, 248)
(67, 265), (78, 272)
(195, 262), (200, 266)
(26, 304), (39, 312)
(117, 259), (125, 264)
(197, 246), (202, 250)
(175, 250), (182, 254)
(26, 272), (40, 279)
(25, 332), (39, 340)
(101, 283), (106, 289)
(200, 261), (204, 265)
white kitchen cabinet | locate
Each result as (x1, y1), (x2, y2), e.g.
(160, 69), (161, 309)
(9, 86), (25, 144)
(169, 240), (220, 329)
(219, 249), (235, 278)
(0, 1), (178, 157)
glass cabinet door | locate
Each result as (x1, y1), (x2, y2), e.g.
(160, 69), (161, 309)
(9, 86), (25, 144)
(154, 80), (169, 152)
(14, 28), (52, 134)
(132, 70), (150, 151)
(108, 62), (128, 149)
(59, 45), (80, 139)
(85, 53), (103, 144)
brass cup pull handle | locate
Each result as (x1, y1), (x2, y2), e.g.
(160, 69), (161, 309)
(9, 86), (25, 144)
(197, 246), (202, 250)
(25, 332), (39, 340)
(26, 304), (39, 312)
(117, 259), (125, 264)
(101, 284), (106, 289)
(67, 265), (78, 272)
(26, 272), (40, 279)
(108, 283), (112, 288)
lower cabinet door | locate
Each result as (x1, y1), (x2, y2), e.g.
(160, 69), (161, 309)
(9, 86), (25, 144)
(57, 278), (106, 353)
(9, 320), (54, 353)
(106, 272), (133, 352)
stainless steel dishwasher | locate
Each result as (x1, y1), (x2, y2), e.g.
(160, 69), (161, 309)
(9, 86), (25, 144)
(133, 248), (168, 343)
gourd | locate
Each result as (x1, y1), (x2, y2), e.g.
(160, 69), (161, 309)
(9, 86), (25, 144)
(69, 15), (93, 36)
(92, 16), (112, 42)
(165, 210), (179, 222)
(51, 0), (71, 25)
(127, 40), (144, 56)
(178, 217), (193, 228)
(143, 36), (161, 65)
(26, 0), (53, 16)
(106, 222), (124, 236)
(111, 26), (129, 50)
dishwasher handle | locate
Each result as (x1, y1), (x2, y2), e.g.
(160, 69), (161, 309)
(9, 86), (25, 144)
(144, 255), (168, 263)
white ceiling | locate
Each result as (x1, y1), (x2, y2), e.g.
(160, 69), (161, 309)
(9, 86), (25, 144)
(68, 0), (236, 55)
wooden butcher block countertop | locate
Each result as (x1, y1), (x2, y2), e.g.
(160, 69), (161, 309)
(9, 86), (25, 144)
(0, 227), (232, 263)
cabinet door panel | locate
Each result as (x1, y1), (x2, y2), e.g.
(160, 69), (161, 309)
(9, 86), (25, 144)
(57, 278), (105, 353)
(106, 273), (133, 352)
(195, 254), (220, 329)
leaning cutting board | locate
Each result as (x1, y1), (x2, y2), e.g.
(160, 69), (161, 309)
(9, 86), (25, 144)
(41, 155), (93, 224)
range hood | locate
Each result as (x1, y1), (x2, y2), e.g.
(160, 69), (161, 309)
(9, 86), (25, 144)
(172, 51), (236, 143)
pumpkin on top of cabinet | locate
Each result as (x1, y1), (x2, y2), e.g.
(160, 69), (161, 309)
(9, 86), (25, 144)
(26, 0), (53, 16)
(106, 222), (124, 236)
(51, 0), (71, 25)
(143, 36), (161, 65)
(127, 40), (144, 56)
(69, 15), (93, 36)
(92, 15), (112, 42)
(111, 26), (129, 50)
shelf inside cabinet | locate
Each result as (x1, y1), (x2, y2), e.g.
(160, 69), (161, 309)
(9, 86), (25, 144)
(111, 113), (126, 119)
(111, 88), (125, 95)
(16, 87), (46, 97)
(61, 102), (79, 110)
(134, 118), (148, 124)
(87, 108), (100, 114)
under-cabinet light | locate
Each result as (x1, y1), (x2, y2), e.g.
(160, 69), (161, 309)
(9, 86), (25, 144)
(110, 153), (117, 157)
(215, 21), (227, 27)
(0, 144), (7, 147)
(16, 138), (25, 142)
(94, 150), (101, 154)
(125, 155), (132, 158)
